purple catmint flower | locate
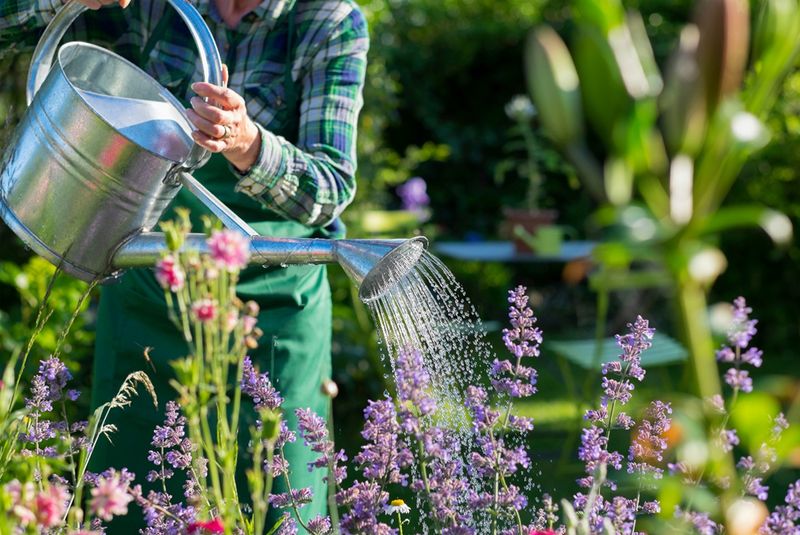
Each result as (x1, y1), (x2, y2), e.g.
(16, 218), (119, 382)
(296, 408), (348, 484)
(37, 356), (72, 402)
(744, 475), (769, 500)
(502, 286), (543, 360)
(675, 507), (719, 535)
(729, 296), (758, 348)
(718, 297), (761, 396)
(336, 480), (393, 535)
(274, 513), (299, 535)
(25, 375), (53, 413)
(604, 496), (637, 534)
(397, 177), (430, 212)
(578, 426), (622, 476)
(724, 368), (753, 393)
(136, 488), (197, 535)
(719, 428), (740, 453)
(354, 398), (412, 485)
(269, 487), (313, 508)
(464, 385), (500, 432)
(627, 400), (672, 479)
(394, 348), (437, 436)
(306, 515), (332, 535)
(147, 402), (198, 497)
(241, 356), (283, 410)
(762, 481), (800, 533)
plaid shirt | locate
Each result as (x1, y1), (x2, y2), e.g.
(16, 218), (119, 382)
(0, 0), (368, 233)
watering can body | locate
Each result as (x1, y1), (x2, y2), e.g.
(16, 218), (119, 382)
(0, 0), (223, 282)
(0, 0), (428, 300)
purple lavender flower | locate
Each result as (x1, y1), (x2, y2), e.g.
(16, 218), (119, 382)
(146, 401), (198, 498)
(269, 487), (313, 508)
(25, 375), (53, 413)
(37, 356), (73, 402)
(675, 507), (719, 535)
(729, 297), (758, 348)
(604, 496), (637, 534)
(135, 487), (197, 535)
(274, 513), (299, 535)
(241, 356), (283, 410)
(724, 368), (753, 393)
(578, 426), (623, 483)
(306, 515), (332, 535)
(719, 428), (740, 453)
(627, 401), (672, 479)
(501, 286), (543, 360)
(354, 398), (412, 485)
(717, 297), (761, 395)
(397, 177), (430, 212)
(762, 481), (800, 534)
(336, 480), (393, 535)
(601, 316), (653, 408)
(296, 408), (348, 485)
(394, 348), (436, 436)
(744, 475), (769, 500)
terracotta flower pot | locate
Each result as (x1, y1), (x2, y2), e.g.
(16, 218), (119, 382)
(502, 207), (559, 253)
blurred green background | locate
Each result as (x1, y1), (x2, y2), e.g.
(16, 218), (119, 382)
(1, 0), (799, 520)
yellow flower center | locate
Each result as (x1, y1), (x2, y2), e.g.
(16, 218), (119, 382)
(390, 499), (406, 507)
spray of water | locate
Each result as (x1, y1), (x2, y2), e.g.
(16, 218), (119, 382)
(365, 250), (507, 529)
(366, 251), (493, 431)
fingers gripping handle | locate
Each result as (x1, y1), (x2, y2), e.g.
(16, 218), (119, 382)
(26, 0), (224, 170)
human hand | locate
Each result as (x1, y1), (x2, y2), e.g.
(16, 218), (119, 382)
(187, 65), (261, 173)
(73, 0), (131, 9)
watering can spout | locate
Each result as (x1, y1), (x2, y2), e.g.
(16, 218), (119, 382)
(111, 234), (428, 303)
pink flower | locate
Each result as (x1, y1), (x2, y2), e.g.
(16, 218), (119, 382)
(192, 299), (218, 323)
(207, 229), (250, 272)
(35, 484), (70, 528)
(529, 531), (557, 535)
(7, 480), (36, 526)
(188, 517), (225, 533)
(225, 310), (239, 332)
(243, 315), (258, 334)
(90, 473), (133, 522)
(155, 255), (185, 291)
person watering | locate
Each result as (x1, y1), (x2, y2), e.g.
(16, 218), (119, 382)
(0, 0), (368, 527)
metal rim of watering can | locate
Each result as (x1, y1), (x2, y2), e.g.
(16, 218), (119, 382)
(26, 0), (223, 172)
(357, 236), (429, 304)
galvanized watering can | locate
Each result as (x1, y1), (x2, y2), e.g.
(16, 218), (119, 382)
(0, 0), (425, 303)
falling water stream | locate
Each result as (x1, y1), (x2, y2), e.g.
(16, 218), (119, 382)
(367, 251), (493, 430)
(364, 248), (515, 530)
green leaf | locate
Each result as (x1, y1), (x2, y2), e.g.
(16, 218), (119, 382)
(549, 332), (688, 370)
(698, 205), (793, 244)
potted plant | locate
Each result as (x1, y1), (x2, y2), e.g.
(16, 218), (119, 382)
(497, 94), (560, 253)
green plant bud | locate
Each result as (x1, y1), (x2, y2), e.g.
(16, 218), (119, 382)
(694, 0), (750, 114)
(572, 23), (631, 149)
(661, 25), (708, 156)
(162, 221), (184, 252)
(259, 408), (281, 443)
(752, 0), (796, 63)
(576, 0), (625, 34)
(525, 27), (584, 147)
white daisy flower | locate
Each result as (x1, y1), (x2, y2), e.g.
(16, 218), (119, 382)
(385, 498), (411, 515)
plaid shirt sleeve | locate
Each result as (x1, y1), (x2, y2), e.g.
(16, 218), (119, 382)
(235, 4), (368, 228)
(0, 0), (63, 50)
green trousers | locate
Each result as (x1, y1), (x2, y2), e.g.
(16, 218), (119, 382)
(90, 158), (333, 530)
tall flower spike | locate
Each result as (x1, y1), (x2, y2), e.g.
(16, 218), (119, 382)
(716, 296), (761, 394)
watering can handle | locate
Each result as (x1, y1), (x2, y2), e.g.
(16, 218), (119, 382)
(26, 0), (223, 171)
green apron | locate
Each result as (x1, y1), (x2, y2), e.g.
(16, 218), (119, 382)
(90, 7), (332, 529)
